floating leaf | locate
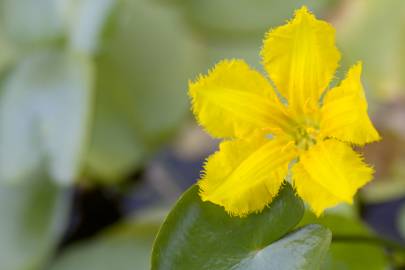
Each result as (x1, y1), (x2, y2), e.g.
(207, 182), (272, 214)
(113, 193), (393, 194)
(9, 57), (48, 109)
(0, 50), (94, 184)
(0, 25), (16, 74)
(49, 210), (163, 270)
(84, 0), (200, 182)
(0, 0), (64, 45)
(299, 207), (389, 270)
(175, 0), (335, 38)
(152, 184), (332, 270)
(65, 0), (117, 54)
(336, 0), (405, 100)
(0, 174), (69, 270)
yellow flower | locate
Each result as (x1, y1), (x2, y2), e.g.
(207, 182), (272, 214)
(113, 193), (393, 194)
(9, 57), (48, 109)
(189, 6), (381, 217)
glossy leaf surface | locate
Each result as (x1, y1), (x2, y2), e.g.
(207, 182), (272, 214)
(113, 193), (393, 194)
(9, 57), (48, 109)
(152, 184), (331, 270)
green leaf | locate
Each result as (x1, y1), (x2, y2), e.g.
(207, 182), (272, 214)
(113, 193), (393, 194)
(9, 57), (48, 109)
(205, 39), (262, 71)
(235, 224), (331, 270)
(336, 0), (405, 101)
(65, 0), (117, 54)
(152, 184), (331, 270)
(0, 0), (64, 45)
(0, 50), (94, 184)
(322, 242), (388, 270)
(0, 25), (16, 74)
(176, 0), (335, 39)
(0, 174), (69, 270)
(84, 0), (200, 182)
(49, 210), (163, 270)
(299, 207), (389, 270)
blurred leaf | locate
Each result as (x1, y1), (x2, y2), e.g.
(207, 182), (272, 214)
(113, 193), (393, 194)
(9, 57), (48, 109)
(181, 1), (337, 88)
(152, 184), (331, 270)
(85, 0), (200, 182)
(65, 0), (117, 54)
(0, 50), (94, 184)
(0, 26), (16, 74)
(0, 174), (69, 270)
(176, 0), (336, 39)
(299, 207), (389, 270)
(336, 0), (405, 100)
(205, 39), (262, 70)
(49, 211), (162, 270)
(0, 0), (65, 45)
(322, 242), (388, 270)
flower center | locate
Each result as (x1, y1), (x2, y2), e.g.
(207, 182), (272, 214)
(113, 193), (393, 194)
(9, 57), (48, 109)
(294, 126), (318, 150)
(291, 116), (320, 150)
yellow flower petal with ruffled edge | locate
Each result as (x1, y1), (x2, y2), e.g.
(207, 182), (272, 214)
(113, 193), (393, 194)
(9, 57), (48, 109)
(292, 139), (374, 216)
(199, 134), (297, 217)
(189, 6), (380, 218)
(261, 6), (340, 112)
(189, 59), (291, 139)
(320, 62), (381, 145)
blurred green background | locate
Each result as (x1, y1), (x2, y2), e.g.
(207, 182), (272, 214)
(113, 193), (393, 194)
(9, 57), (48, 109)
(1, 0), (405, 269)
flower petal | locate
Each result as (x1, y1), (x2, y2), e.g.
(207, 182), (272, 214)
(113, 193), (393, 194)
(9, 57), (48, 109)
(292, 139), (373, 216)
(189, 59), (290, 139)
(261, 6), (340, 112)
(320, 63), (381, 145)
(199, 134), (296, 217)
